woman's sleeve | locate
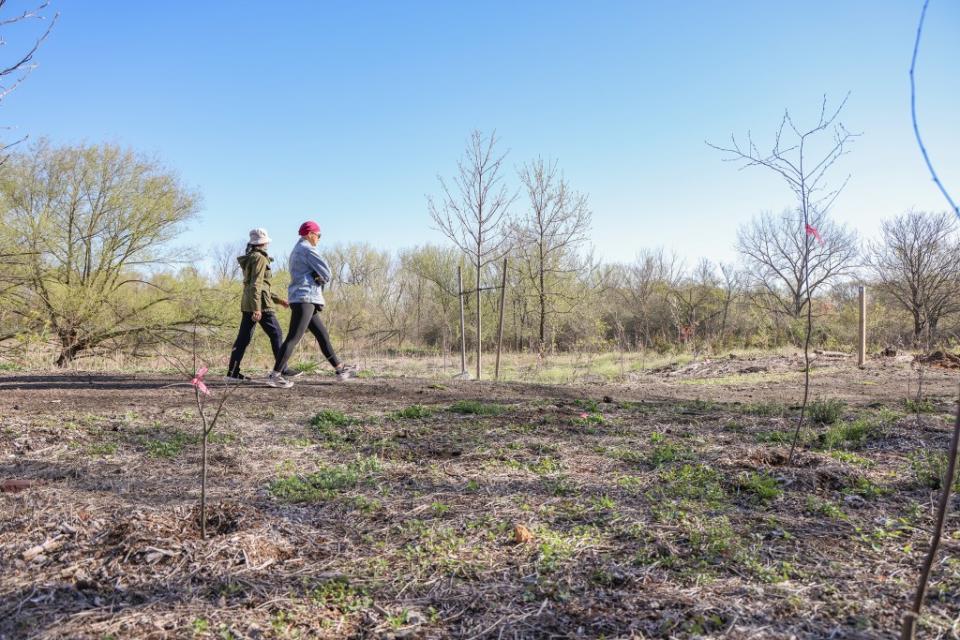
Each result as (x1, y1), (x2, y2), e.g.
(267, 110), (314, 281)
(248, 256), (267, 311)
(305, 249), (332, 285)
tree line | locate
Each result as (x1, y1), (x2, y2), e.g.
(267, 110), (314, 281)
(0, 136), (958, 367)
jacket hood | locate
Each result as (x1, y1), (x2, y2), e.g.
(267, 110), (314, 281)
(237, 248), (271, 269)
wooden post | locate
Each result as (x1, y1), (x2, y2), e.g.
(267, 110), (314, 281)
(858, 285), (867, 367)
(495, 257), (507, 380)
(458, 265), (467, 375)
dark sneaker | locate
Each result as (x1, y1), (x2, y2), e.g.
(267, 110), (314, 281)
(282, 368), (304, 378)
(265, 372), (294, 389)
(225, 372), (248, 382)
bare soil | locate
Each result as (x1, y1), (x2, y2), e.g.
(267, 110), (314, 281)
(1, 354), (958, 639)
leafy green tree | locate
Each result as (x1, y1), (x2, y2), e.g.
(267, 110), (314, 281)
(0, 141), (201, 365)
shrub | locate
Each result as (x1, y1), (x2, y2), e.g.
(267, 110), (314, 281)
(808, 398), (845, 425)
(909, 450), (960, 491)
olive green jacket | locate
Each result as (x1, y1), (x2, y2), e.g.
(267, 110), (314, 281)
(238, 248), (283, 313)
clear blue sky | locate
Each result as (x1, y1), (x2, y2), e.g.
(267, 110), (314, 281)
(4, 1), (958, 266)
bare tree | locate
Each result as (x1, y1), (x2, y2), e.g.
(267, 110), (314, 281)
(210, 241), (245, 284)
(0, 1), (58, 153)
(429, 130), (515, 379)
(736, 207), (859, 319)
(709, 94), (857, 464)
(620, 248), (680, 351)
(717, 262), (742, 345)
(870, 211), (960, 343)
(512, 157), (591, 355)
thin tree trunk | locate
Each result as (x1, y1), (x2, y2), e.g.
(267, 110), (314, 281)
(901, 392), (960, 639)
(476, 259), (482, 380)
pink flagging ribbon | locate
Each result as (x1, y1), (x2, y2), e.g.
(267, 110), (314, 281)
(805, 223), (824, 245)
(191, 367), (210, 395)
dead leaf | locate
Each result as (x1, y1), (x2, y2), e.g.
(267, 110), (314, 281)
(513, 524), (534, 544)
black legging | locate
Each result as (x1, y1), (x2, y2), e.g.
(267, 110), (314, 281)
(228, 311), (284, 376)
(273, 302), (341, 373)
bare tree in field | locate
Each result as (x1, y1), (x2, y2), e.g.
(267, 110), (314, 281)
(709, 94), (857, 464)
(737, 207), (859, 318)
(0, 0), (57, 153)
(512, 157), (591, 355)
(429, 130), (515, 379)
(621, 248), (680, 351)
(210, 241), (245, 284)
(870, 211), (960, 344)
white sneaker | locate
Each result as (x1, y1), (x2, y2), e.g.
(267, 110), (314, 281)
(265, 372), (294, 388)
(335, 364), (357, 382)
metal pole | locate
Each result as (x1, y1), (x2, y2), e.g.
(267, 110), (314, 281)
(858, 285), (867, 367)
(458, 265), (467, 375)
(495, 257), (507, 380)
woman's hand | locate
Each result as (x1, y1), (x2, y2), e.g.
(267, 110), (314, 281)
(278, 299), (290, 308)
(252, 310), (262, 321)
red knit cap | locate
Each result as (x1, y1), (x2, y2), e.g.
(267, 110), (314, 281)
(298, 220), (320, 236)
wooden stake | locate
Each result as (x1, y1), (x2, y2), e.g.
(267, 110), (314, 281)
(495, 257), (507, 380)
(858, 285), (867, 367)
(458, 265), (467, 375)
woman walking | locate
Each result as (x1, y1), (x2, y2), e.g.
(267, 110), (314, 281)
(266, 220), (354, 388)
(227, 228), (299, 381)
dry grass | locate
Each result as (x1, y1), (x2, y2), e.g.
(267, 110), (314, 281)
(1, 365), (959, 638)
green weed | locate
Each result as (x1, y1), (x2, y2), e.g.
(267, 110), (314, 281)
(904, 398), (937, 414)
(736, 471), (782, 504)
(655, 464), (726, 505)
(808, 398), (845, 425)
(449, 400), (506, 415)
(269, 456), (382, 503)
(394, 404), (433, 419)
(820, 416), (883, 450)
(909, 450), (960, 491)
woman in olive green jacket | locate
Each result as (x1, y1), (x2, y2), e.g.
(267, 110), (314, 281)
(227, 228), (297, 380)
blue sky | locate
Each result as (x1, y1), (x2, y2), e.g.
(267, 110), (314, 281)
(3, 1), (958, 266)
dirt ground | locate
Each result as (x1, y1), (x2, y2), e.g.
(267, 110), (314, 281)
(1, 354), (959, 639)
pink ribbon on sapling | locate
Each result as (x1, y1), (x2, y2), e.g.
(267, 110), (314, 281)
(191, 367), (210, 395)
(805, 223), (824, 245)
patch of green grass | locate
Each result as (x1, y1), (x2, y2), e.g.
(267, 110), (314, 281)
(269, 456), (382, 503)
(146, 431), (193, 458)
(904, 398), (937, 414)
(309, 410), (360, 444)
(804, 495), (846, 520)
(736, 471), (782, 504)
(685, 514), (738, 561)
(647, 435), (693, 467)
(654, 463), (726, 505)
(535, 525), (598, 572)
(393, 404), (433, 419)
(291, 360), (322, 375)
(311, 409), (357, 429)
(86, 442), (118, 456)
(843, 475), (890, 499)
(828, 450), (876, 468)
(543, 474), (577, 496)
(754, 430), (795, 445)
(0, 362), (21, 372)
(308, 577), (372, 612)
(674, 399), (717, 413)
(530, 456), (562, 475)
(808, 398), (846, 425)
(449, 400), (506, 415)
(741, 401), (788, 417)
(573, 398), (601, 413)
(572, 411), (607, 428)
(909, 450), (960, 491)
(820, 416), (884, 450)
